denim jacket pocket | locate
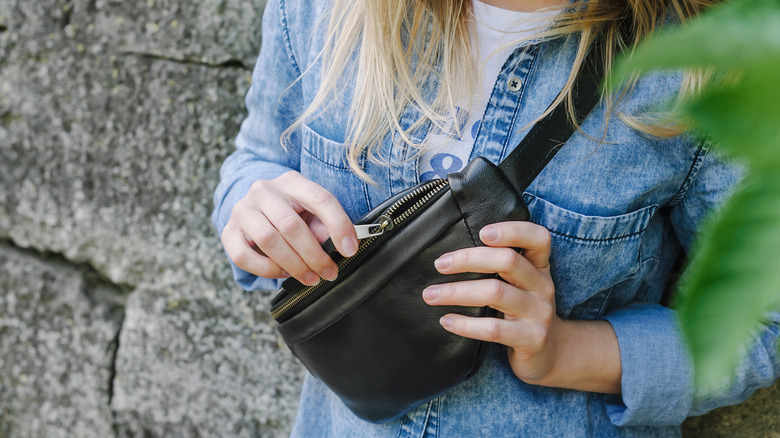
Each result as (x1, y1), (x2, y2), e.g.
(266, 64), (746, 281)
(522, 193), (658, 319)
(301, 123), (353, 170)
(300, 124), (369, 220)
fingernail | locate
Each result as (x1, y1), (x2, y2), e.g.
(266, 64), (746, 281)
(280, 270), (291, 278)
(341, 236), (358, 257)
(434, 255), (452, 271)
(422, 286), (440, 302)
(304, 271), (320, 286)
(440, 315), (453, 329)
(322, 267), (338, 282)
(480, 226), (500, 244)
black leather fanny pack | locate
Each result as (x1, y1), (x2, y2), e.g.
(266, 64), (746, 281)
(270, 43), (604, 423)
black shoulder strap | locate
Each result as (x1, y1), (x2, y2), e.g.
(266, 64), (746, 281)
(498, 41), (606, 192)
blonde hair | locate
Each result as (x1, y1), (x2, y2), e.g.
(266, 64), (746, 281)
(284, 0), (715, 181)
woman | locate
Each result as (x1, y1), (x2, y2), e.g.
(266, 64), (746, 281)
(213, 0), (780, 436)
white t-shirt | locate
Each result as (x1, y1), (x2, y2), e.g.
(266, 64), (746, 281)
(419, 2), (554, 181)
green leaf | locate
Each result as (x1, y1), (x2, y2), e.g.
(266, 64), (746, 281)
(610, 0), (780, 87)
(604, 0), (780, 395)
(676, 171), (780, 389)
(680, 68), (780, 169)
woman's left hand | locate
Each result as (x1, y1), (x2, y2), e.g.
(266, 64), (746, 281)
(422, 220), (562, 384)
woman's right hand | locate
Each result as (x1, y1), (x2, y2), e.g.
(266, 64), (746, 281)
(221, 171), (358, 286)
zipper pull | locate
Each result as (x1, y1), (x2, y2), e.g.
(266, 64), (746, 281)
(354, 224), (383, 239)
(354, 215), (394, 239)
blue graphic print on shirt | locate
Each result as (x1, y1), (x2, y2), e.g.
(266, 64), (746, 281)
(471, 120), (481, 140)
(420, 153), (464, 181)
(421, 108), (484, 180)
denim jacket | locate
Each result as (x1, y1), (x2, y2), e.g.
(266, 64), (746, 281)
(212, 0), (780, 436)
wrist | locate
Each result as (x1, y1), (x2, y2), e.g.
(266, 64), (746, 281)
(518, 317), (575, 387)
(521, 319), (622, 394)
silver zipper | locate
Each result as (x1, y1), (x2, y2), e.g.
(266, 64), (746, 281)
(354, 214), (394, 239)
(271, 178), (448, 321)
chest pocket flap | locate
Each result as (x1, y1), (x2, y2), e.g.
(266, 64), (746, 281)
(523, 193), (657, 319)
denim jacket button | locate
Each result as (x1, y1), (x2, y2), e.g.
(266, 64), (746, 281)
(507, 77), (522, 92)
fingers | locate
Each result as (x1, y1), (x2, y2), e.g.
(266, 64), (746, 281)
(435, 246), (550, 294)
(278, 173), (358, 257)
(252, 190), (339, 282)
(223, 171), (357, 285)
(424, 220), (557, 351)
(438, 313), (539, 349)
(479, 221), (551, 271)
(234, 202), (327, 285)
(302, 213), (330, 245)
(431, 220), (553, 293)
(425, 277), (554, 351)
(221, 221), (287, 279)
(422, 279), (542, 318)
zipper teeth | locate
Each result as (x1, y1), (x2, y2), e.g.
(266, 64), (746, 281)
(393, 181), (446, 224)
(270, 236), (377, 320)
(271, 178), (449, 321)
(384, 179), (446, 218)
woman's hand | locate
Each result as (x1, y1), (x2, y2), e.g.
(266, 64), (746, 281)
(221, 171), (358, 286)
(423, 221), (559, 382)
(422, 221), (622, 393)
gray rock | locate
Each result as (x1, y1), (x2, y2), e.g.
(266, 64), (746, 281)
(1, 0), (302, 435)
(111, 282), (302, 438)
(0, 242), (124, 438)
(0, 0), (261, 289)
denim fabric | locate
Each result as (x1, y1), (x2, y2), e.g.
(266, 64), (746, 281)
(211, 0), (780, 435)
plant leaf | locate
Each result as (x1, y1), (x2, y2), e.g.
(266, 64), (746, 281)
(610, 0), (780, 87)
(676, 171), (780, 389)
(604, 0), (780, 393)
(681, 68), (780, 169)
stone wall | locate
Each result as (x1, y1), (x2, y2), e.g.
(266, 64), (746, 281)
(0, 0), (301, 436)
(0, 0), (777, 436)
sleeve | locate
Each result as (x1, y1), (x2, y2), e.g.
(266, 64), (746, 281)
(601, 143), (780, 426)
(211, 0), (304, 291)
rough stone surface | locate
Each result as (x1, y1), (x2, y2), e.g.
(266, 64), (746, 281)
(0, 0), (778, 436)
(1, 0), (302, 436)
(0, 242), (124, 438)
(111, 283), (301, 437)
(0, 0), (259, 287)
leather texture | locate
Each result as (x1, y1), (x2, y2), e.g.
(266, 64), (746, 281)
(272, 159), (528, 423)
